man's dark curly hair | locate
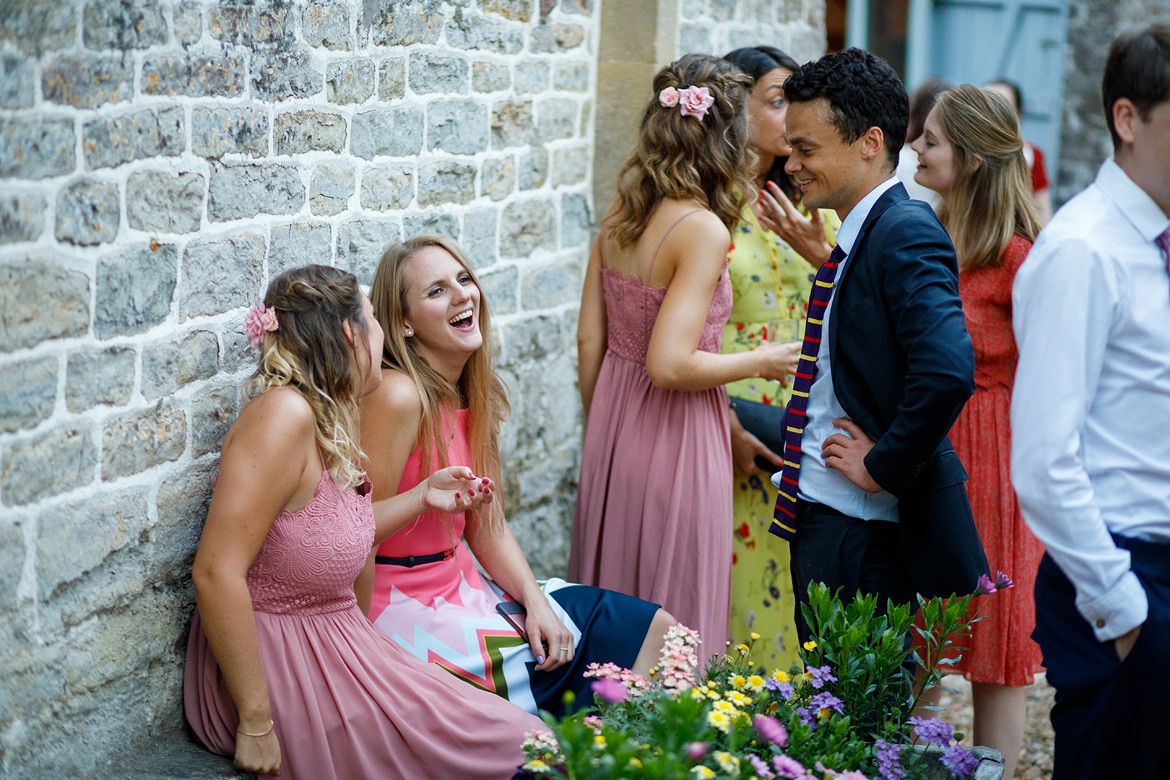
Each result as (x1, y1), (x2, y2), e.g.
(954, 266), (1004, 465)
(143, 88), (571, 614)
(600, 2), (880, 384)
(782, 47), (908, 171)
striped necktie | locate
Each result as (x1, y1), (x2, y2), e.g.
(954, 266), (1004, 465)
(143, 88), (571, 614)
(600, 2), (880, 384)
(770, 245), (845, 541)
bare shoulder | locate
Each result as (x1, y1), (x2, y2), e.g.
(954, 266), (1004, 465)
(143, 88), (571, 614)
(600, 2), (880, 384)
(360, 369), (423, 433)
(229, 386), (315, 448)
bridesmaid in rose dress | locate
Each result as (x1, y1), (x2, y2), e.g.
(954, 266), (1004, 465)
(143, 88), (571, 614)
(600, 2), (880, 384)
(910, 85), (1045, 780)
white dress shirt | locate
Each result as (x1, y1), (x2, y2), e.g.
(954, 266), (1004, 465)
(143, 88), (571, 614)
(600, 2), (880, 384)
(1011, 158), (1170, 642)
(773, 176), (900, 522)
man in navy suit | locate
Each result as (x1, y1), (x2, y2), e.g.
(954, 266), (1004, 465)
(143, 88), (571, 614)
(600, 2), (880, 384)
(770, 48), (986, 642)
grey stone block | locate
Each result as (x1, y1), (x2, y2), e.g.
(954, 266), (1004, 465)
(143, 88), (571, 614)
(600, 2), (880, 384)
(100, 734), (252, 780)
(518, 146), (548, 190)
(461, 207), (499, 268)
(191, 384), (239, 458)
(477, 264), (518, 315)
(101, 402), (187, 481)
(83, 106), (186, 170)
(82, 0), (167, 49)
(0, 257), (90, 351)
(515, 60), (550, 94)
(472, 60), (511, 93)
(179, 232), (264, 318)
(0, 355), (58, 434)
(268, 222), (333, 279)
(537, 97), (578, 142)
(377, 58), (406, 100)
(55, 179), (120, 246)
(0, 519), (23, 609)
(417, 160), (476, 207)
(522, 256), (580, 309)
(0, 53), (35, 108)
(127, 170), (205, 234)
(552, 143), (589, 186)
(65, 346), (136, 413)
(351, 106), (424, 159)
(560, 191), (592, 248)
(0, 191), (45, 244)
(530, 21), (586, 53)
(37, 489), (146, 595)
(360, 164), (414, 211)
(560, 0), (593, 15)
(191, 106), (269, 159)
(0, 1), (76, 55)
(404, 211), (459, 241)
(1, 424), (97, 506)
(409, 50), (469, 94)
(142, 54), (246, 97)
(208, 3), (291, 44)
(554, 60), (589, 92)
(327, 58), (374, 104)
(95, 242), (178, 338)
(446, 9), (524, 54)
(336, 217), (402, 284)
(491, 100), (535, 149)
(500, 198), (556, 258)
(310, 161), (356, 216)
(0, 117), (75, 179)
(304, 1), (351, 49)
(363, 0), (444, 46)
(251, 45), (323, 101)
(274, 110), (347, 155)
(427, 100), (488, 154)
(208, 163), (304, 222)
(484, 0), (532, 21)
(173, 4), (203, 45)
(141, 330), (219, 401)
(678, 22), (712, 57)
(481, 155), (515, 200)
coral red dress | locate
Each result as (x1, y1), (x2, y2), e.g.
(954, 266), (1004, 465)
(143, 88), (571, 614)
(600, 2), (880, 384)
(949, 234), (1044, 686)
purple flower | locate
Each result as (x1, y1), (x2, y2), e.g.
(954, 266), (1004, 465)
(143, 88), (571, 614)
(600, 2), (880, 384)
(766, 678), (795, 700)
(772, 753), (807, 778)
(753, 714), (789, 746)
(909, 716), (955, 746)
(685, 741), (708, 760)
(806, 664), (837, 689)
(795, 706), (815, 726)
(941, 745), (980, 779)
(874, 739), (906, 780)
(974, 573), (997, 595)
(995, 570), (1015, 590)
(590, 678), (627, 704)
(810, 691), (845, 716)
(747, 754), (775, 778)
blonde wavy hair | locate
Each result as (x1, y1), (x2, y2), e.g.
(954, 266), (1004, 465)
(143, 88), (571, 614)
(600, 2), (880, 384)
(934, 85), (1043, 269)
(246, 265), (371, 491)
(608, 53), (755, 247)
(369, 235), (510, 534)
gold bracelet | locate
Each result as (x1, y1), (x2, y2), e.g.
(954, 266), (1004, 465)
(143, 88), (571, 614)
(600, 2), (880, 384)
(237, 720), (274, 738)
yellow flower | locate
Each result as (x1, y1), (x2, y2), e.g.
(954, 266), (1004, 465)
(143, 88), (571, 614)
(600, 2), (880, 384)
(629, 757), (643, 770)
(523, 759), (547, 770)
(726, 691), (752, 707)
(736, 643), (750, 654)
(771, 670), (789, 683)
(750, 632), (762, 641)
(713, 699), (738, 714)
(690, 687), (707, 702)
(731, 675), (747, 690)
(803, 640), (818, 651)
(746, 675), (766, 692)
(707, 710), (732, 732)
(691, 767), (715, 780)
(593, 734), (607, 749)
(714, 752), (740, 773)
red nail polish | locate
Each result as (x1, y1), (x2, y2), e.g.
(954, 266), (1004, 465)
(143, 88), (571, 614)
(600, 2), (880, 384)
(481, 478), (489, 485)
(469, 489), (475, 497)
(454, 492), (460, 500)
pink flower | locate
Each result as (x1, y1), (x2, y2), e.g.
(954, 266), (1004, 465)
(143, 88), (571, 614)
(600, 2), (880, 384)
(995, 570), (1015, 590)
(753, 714), (789, 747)
(659, 86), (680, 107)
(678, 86), (715, 119)
(975, 573), (997, 595)
(685, 741), (708, 760)
(591, 678), (628, 704)
(243, 303), (279, 348)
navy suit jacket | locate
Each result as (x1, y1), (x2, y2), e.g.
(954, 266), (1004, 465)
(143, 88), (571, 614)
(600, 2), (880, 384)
(825, 183), (988, 598)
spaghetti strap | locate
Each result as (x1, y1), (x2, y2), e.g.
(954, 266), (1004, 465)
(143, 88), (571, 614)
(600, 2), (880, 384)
(645, 208), (706, 283)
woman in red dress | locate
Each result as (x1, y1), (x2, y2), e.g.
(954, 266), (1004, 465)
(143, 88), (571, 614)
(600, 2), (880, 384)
(911, 84), (1045, 780)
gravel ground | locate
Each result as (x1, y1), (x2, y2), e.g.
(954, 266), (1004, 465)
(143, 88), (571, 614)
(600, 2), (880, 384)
(937, 673), (1055, 780)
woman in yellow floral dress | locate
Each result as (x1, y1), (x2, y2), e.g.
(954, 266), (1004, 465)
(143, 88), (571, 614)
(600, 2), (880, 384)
(722, 46), (840, 670)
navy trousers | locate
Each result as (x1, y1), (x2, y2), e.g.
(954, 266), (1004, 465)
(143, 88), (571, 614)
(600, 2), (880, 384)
(1033, 538), (1170, 780)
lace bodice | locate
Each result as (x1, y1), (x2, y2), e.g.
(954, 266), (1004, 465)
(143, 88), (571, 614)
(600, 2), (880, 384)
(245, 468), (375, 615)
(601, 267), (732, 364)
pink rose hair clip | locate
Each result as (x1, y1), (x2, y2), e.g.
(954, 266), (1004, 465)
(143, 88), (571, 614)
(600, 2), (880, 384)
(243, 302), (280, 349)
(659, 85), (716, 120)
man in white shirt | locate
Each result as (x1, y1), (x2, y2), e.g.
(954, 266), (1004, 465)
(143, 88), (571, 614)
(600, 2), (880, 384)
(1011, 24), (1170, 780)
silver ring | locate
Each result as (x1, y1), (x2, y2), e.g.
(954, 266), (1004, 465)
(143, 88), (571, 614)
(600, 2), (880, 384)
(560, 646), (569, 653)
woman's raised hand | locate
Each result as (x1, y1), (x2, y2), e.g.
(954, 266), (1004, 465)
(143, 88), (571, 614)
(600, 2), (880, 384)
(421, 467), (494, 515)
(755, 340), (801, 386)
(757, 182), (834, 268)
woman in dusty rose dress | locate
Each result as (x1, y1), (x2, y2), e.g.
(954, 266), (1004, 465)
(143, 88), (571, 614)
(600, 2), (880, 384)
(911, 85), (1045, 780)
(570, 54), (800, 663)
(183, 265), (542, 779)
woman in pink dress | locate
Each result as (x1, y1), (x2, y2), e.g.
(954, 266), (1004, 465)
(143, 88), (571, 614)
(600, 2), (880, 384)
(183, 265), (543, 779)
(359, 235), (676, 717)
(570, 54), (800, 662)
(911, 85), (1045, 779)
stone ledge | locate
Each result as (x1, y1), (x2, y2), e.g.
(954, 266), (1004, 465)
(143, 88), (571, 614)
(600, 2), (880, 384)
(97, 733), (253, 780)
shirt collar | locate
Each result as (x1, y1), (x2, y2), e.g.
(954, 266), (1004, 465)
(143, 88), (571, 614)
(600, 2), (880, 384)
(1096, 158), (1170, 242)
(835, 176), (901, 257)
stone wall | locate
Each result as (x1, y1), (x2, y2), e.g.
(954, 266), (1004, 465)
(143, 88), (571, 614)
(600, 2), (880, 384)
(0, 0), (597, 774)
(1056, 0), (1170, 205)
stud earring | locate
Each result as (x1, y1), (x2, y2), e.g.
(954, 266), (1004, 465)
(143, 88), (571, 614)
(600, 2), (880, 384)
(405, 328), (414, 337)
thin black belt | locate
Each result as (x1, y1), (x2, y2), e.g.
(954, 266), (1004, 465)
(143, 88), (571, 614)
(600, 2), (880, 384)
(375, 548), (455, 568)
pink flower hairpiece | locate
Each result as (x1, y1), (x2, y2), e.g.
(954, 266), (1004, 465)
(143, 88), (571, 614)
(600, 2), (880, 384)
(658, 85), (715, 120)
(243, 302), (279, 349)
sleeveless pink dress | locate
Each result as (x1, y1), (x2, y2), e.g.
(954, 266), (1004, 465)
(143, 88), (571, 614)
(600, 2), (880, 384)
(183, 466), (542, 780)
(570, 212), (734, 662)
